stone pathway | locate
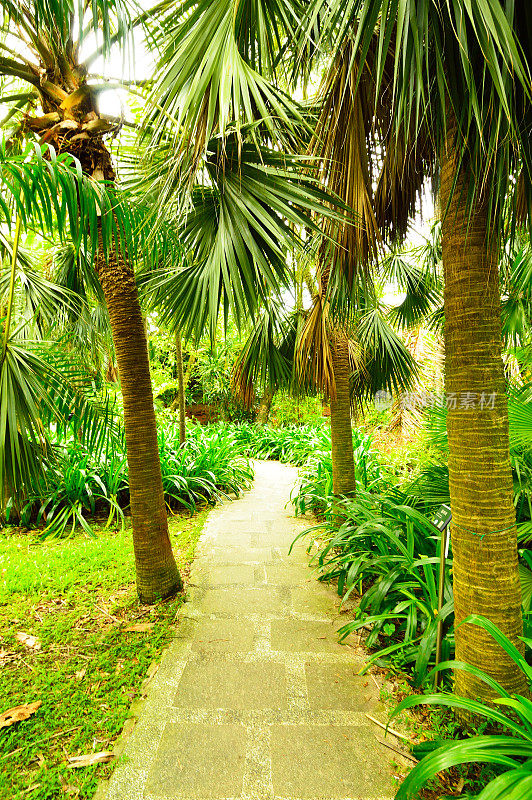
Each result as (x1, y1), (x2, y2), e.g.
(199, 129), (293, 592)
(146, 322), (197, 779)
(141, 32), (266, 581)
(104, 461), (396, 800)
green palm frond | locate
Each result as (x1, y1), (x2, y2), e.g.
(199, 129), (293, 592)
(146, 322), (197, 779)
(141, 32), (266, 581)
(232, 304), (294, 405)
(48, 242), (105, 306)
(140, 132), (336, 339)
(0, 141), (134, 256)
(0, 263), (81, 337)
(509, 384), (532, 450)
(144, 0), (303, 161)
(0, 337), (51, 502)
(295, 0), (531, 242)
(353, 304), (417, 400)
(381, 253), (442, 330)
(0, 0), (133, 62)
(0, 334), (119, 509)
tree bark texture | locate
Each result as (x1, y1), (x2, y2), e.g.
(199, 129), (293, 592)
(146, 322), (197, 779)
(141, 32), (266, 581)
(441, 127), (526, 699)
(256, 388), (274, 425)
(95, 242), (182, 603)
(330, 329), (356, 495)
(175, 332), (186, 445)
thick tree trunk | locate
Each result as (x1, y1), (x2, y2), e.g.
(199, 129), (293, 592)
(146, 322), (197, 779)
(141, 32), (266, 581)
(175, 332), (186, 445)
(441, 128), (526, 698)
(95, 244), (182, 603)
(256, 388), (274, 425)
(330, 329), (356, 495)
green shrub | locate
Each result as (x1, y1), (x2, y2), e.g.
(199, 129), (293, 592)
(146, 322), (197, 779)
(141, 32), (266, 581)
(392, 616), (532, 800)
(7, 423), (253, 537)
(293, 489), (454, 685)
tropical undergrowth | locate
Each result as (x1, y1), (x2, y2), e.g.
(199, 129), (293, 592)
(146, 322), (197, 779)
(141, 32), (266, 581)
(4, 422), (253, 537)
(226, 421), (333, 465)
(392, 616), (532, 800)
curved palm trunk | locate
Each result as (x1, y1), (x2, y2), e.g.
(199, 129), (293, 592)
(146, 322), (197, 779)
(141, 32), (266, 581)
(95, 243), (182, 603)
(330, 329), (356, 495)
(441, 129), (526, 698)
(175, 332), (186, 445)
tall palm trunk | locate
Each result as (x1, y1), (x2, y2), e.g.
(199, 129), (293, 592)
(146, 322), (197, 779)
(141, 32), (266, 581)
(0, 10), (182, 600)
(329, 328), (356, 495)
(256, 388), (274, 425)
(95, 239), (182, 603)
(441, 127), (526, 698)
(175, 332), (186, 445)
(318, 267), (356, 496)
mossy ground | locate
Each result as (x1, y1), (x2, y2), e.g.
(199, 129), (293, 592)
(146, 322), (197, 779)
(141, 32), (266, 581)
(0, 508), (210, 800)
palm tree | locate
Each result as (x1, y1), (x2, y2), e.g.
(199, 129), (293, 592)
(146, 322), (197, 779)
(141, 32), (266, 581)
(292, 0), (531, 699)
(0, 0), (182, 602)
(137, 0), (372, 499)
(232, 276), (417, 495)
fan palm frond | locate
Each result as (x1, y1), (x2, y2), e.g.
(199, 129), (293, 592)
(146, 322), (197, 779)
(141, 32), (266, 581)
(140, 132), (336, 339)
(0, 333), (119, 509)
(232, 304), (294, 406)
(144, 0), (303, 167)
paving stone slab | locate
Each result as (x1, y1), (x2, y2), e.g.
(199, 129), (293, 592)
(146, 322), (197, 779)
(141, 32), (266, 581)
(200, 587), (290, 617)
(265, 563), (315, 587)
(173, 660), (288, 710)
(145, 722), (247, 798)
(206, 564), (257, 587)
(270, 724), (395, 799)
(305, 662), (379, 710)
(290, 586), (341, 619)
(198, 546), (273, 564)
(271, 620), (356, 654)
(190, 618), (257, 654)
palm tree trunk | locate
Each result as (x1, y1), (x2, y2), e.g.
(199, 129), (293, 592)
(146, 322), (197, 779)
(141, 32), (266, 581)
(330, 329), (356, 495)
(441, 126), (526, 698)
(256, 388), (274, 425)
(175, 332), (186, 445)
(95, 242), (182, 603)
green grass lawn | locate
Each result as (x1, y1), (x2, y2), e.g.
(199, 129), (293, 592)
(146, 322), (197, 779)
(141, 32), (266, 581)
(0, 508), (210, 800)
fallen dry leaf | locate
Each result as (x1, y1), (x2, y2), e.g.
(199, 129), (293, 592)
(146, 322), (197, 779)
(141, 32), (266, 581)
(123, 623), (154, 633)
(0, 649), (18, 664)
(0, 701), (42, 729)
(67, 751), (114, 768)
(75, 669), (86, 682)
(59, 774), (80, 795)
(31, 752), (45, 768)
(16, 632), (41, 651)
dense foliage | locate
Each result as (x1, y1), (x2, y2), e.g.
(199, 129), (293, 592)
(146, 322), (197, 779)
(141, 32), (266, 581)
(6, 423), (253, 537)
(393, 617), (532, 800)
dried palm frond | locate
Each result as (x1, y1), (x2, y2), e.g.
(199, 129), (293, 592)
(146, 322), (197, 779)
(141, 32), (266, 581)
(309, 39), (384, 280)
(294, 288), (335, 397)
